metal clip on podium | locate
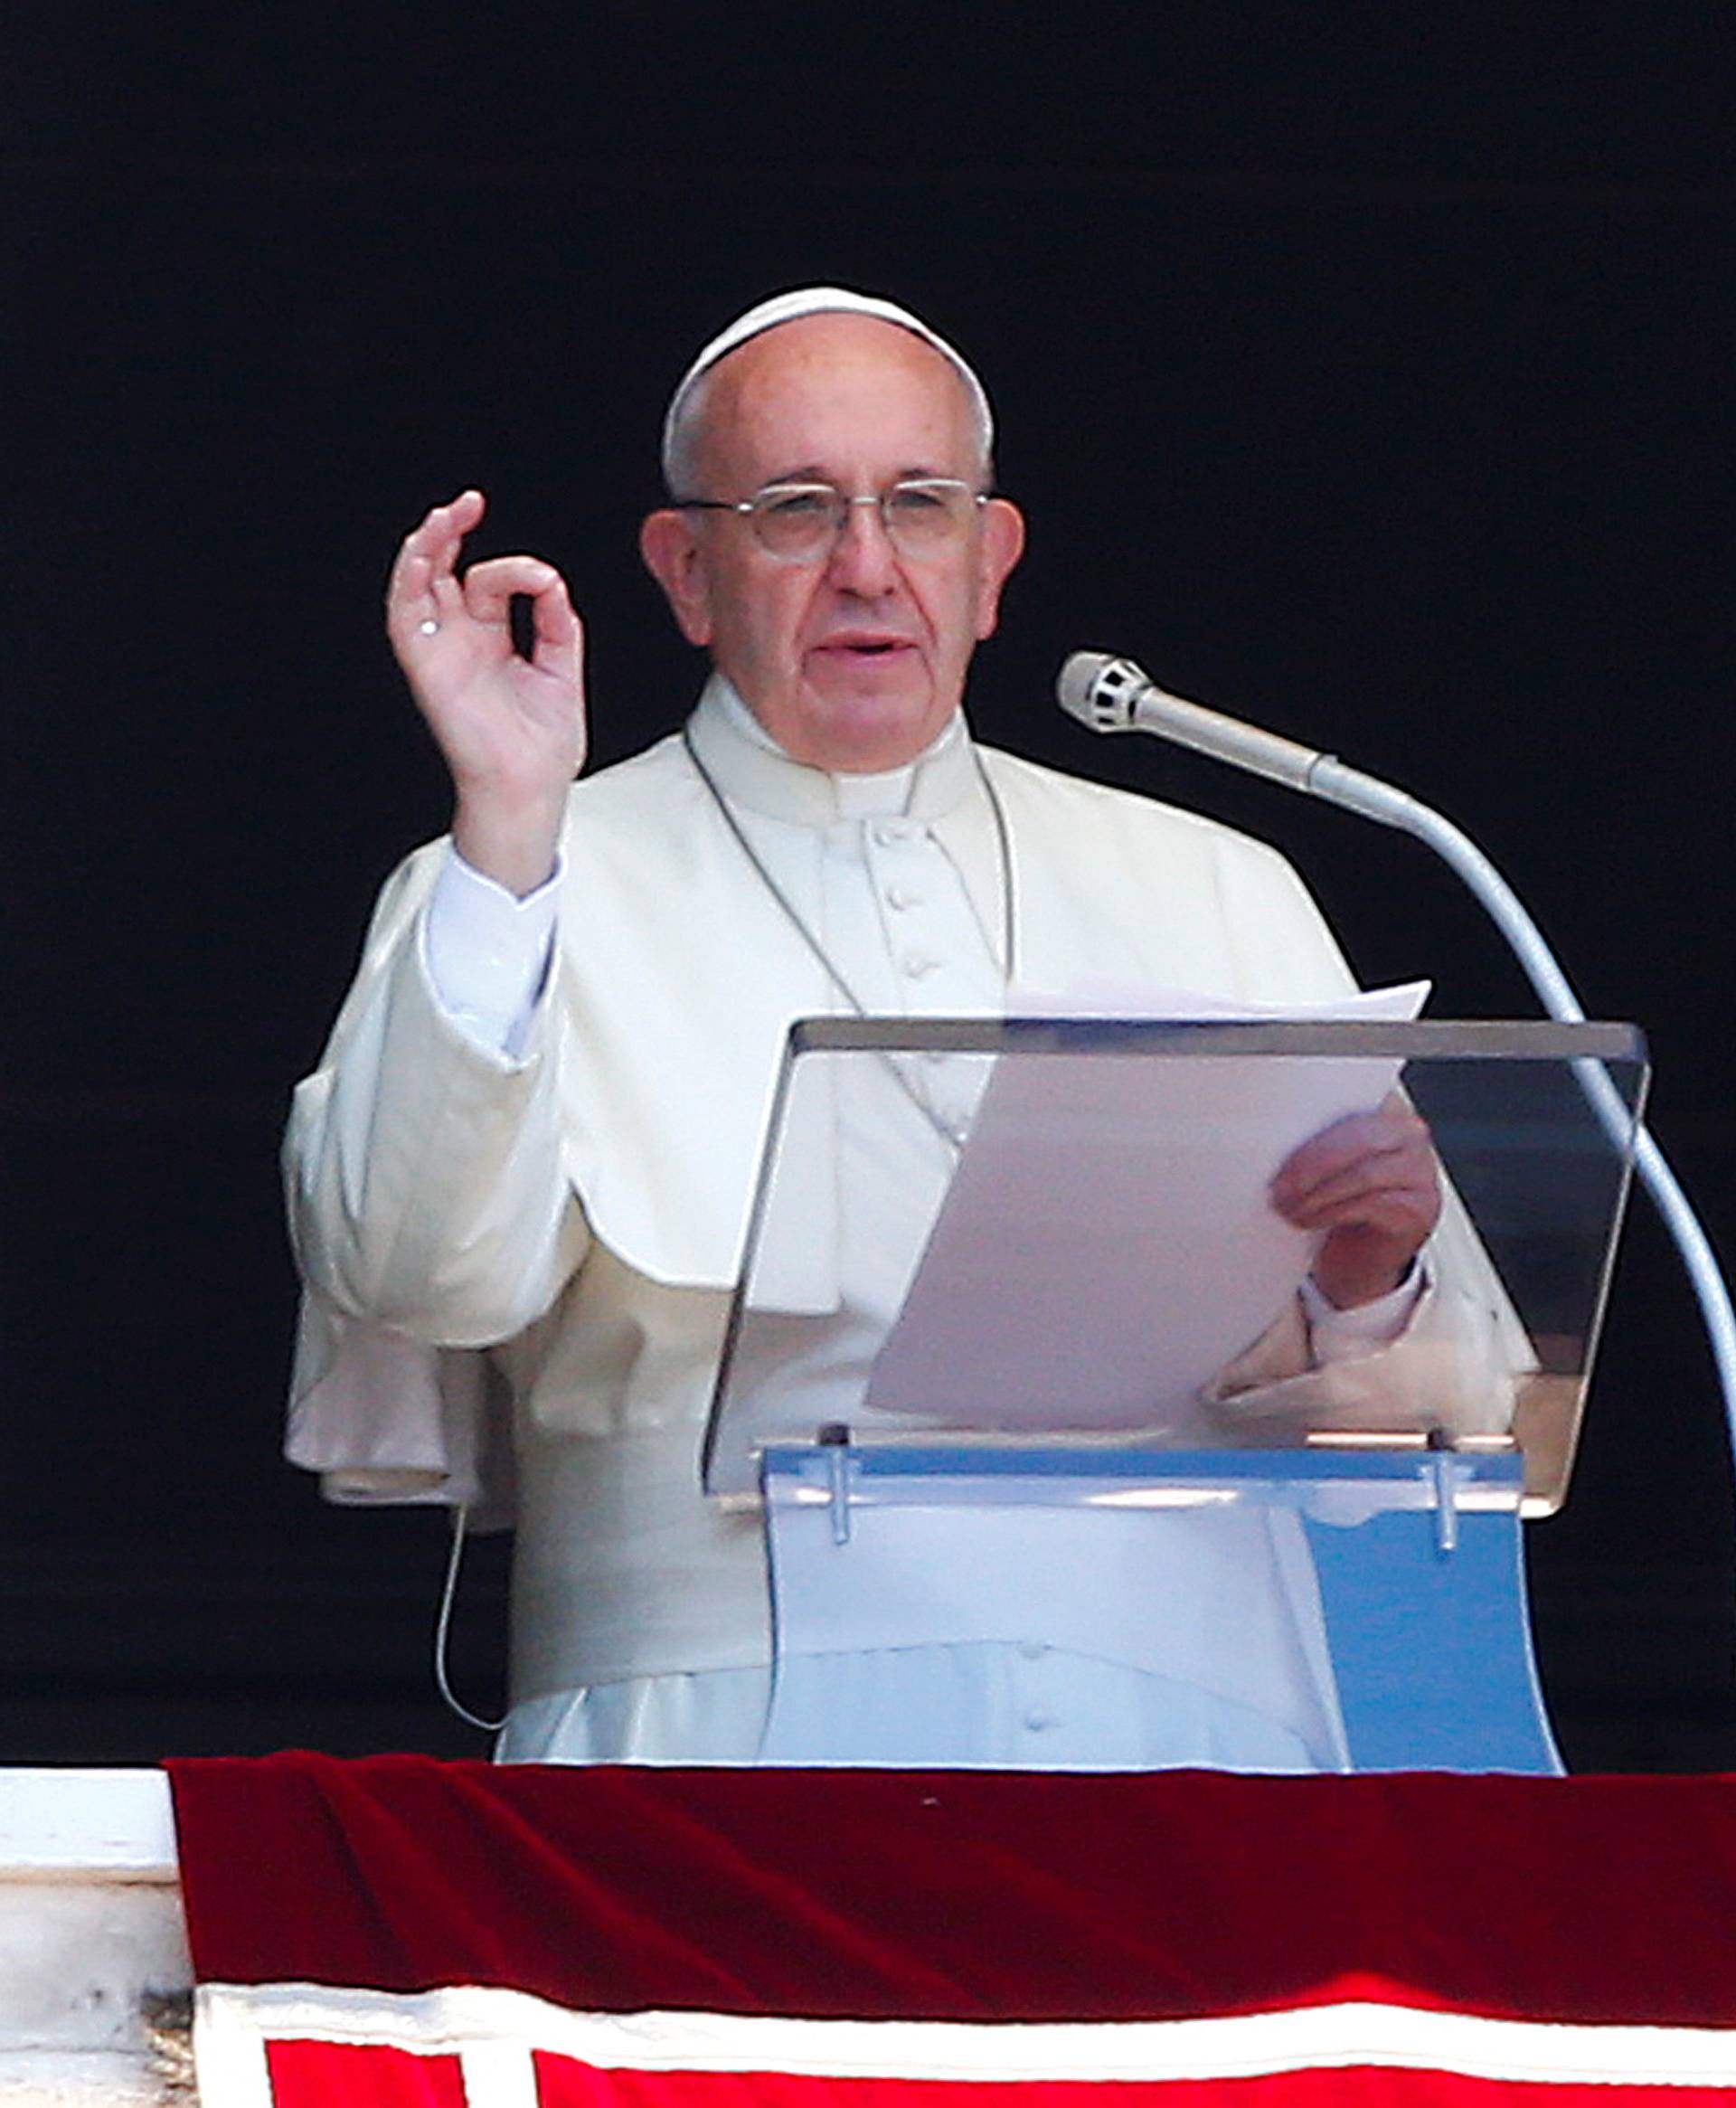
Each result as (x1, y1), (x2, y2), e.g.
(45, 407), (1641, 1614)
(703, 1017), (1646, 1772)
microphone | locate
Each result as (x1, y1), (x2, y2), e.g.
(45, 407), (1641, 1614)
(1055, 647), (1736, 1437)
(1057, 650), (1324, 793)
(1061, 647), (1533, 849)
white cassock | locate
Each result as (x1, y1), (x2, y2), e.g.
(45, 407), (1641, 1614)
(284, 677), (1520, 1768)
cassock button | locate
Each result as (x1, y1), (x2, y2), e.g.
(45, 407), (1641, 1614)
(1023, 1709), (1052, 1734)
(901, 951), (939, 978)
(886, 884), (920, 911)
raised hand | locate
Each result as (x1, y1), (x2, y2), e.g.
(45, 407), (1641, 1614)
(385, 489), (585, 895)
(1269, 1092), (1442, 1310)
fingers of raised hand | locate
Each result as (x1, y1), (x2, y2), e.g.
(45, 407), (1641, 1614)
(387, 550), (453, 641)
(387, 490), (485, 640)
(524, 566), (580, 659)
(460, 555), (568, 630)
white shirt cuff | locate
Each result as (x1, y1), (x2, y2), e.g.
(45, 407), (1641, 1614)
(1298, 1262), (1426, 1364)
(425, 846), (560, 1059)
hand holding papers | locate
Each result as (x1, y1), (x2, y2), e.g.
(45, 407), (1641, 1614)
(1268, 1090), (1442, 1309)
(860, 981), (1432, 1440)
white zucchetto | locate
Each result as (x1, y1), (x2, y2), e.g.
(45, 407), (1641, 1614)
(660, 285), (994, 489)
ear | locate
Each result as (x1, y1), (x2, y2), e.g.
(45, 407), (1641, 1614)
(639, 509), (714, 647)
(972, 497), (1026, 640)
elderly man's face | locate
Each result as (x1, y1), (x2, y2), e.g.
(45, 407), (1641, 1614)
(641, 315), (1024, 771)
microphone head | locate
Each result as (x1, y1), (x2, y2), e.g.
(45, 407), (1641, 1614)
(1056, 650), (1146, 732)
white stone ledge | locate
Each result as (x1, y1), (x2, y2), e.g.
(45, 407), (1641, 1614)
(0, 2048), (178, 2104)
(0, 1773), (176, 1885)
(0, 1772), (193, 2099)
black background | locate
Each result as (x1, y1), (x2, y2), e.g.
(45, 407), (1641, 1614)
(5, 5), (1734, 1768)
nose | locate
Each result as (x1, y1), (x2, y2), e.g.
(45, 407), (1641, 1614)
(825, 496), (901, 594)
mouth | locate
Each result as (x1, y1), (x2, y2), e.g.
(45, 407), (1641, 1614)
(813, 634), (916, 660)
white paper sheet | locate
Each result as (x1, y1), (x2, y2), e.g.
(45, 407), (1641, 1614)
(861, 981), (1429, 1437)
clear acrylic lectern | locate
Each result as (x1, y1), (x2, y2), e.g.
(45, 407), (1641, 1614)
(703, 1017), (1646, 1772)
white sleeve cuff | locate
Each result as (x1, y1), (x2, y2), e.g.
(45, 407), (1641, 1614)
(1299, 1261), (1427, 1364)
(425, 846), (560, 1060)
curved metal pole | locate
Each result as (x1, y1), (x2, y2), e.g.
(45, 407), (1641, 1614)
(1309, 756), (1736, 1434)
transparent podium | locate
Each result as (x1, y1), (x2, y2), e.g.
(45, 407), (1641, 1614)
(703, 1018), (1646, 1772)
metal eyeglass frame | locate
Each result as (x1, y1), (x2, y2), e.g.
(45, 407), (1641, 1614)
(674, 477), (993, 562)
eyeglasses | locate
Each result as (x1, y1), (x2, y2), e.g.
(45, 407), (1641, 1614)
(675, 477), (989, 562)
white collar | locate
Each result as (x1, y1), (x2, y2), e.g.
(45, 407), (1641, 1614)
(687, 675), (980, 827)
